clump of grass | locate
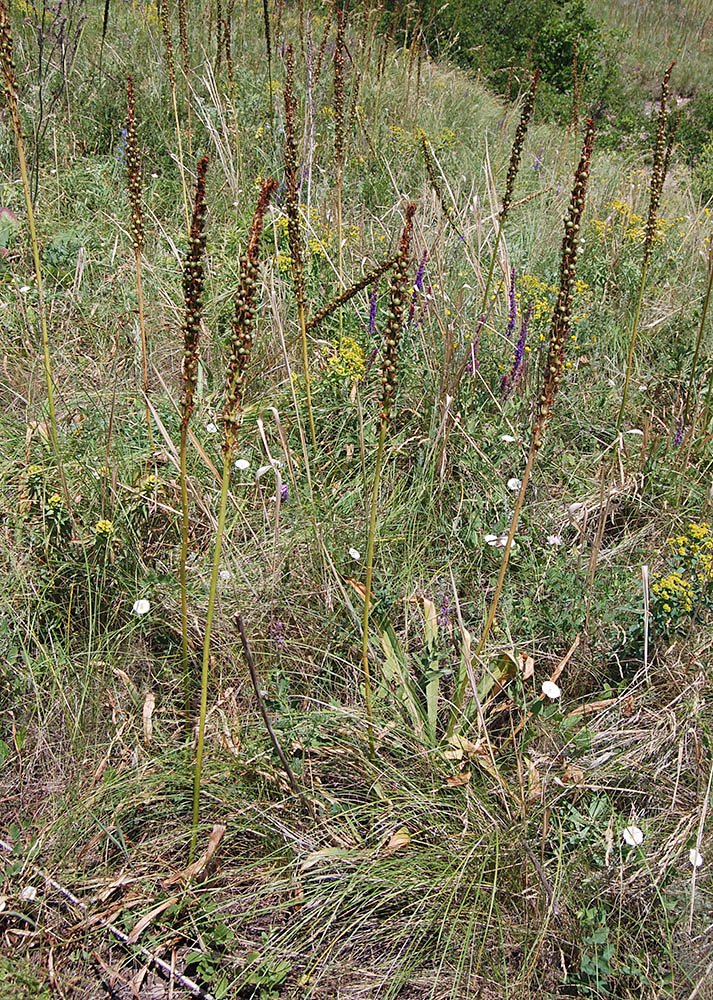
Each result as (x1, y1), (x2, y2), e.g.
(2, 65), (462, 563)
(179, 154), (210, 716)
(125, 74), (153, 448)
(191, 176), (277, 855)
(476, 119), (595, 656)
(361, 202), (416, 753)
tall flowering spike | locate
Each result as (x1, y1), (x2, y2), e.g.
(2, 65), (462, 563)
(222, 177), (278, 452)
(181, 155), (209, 423)
(379, 204), (417, 421)
(501, 69), (540, 219)
(501, 303), (531, 399)
(159, 0), (177, 89)
(643, 61), (675, 269)
(126, 76), (144, 254)
(0, 0), (17, 99)
(334, 6), (346, 170)
(283, 44), (305, 312)
(533, 119), (594, 448)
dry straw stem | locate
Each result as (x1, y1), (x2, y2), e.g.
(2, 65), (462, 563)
(126, 74), (153, 447)
(284, 43), (317, 449)
(191, 179), (277, 856)
(305, 254), (399, 334)
(616, 61), (675, 436)
(180, 155), (210, 716)
(0, 0), (70, 509)
(362, 203), (416, 754)
(475, 120), (595, 658)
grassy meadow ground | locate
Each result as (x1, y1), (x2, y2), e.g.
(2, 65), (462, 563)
(0, 0), (712, 997)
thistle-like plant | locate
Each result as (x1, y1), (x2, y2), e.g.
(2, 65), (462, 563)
(616, 62), (676, 435)
(0, 0), (69, 508)
(126, 75), (153, 447)
(179, 155), (210, 717)
(361, 203), (416, 753)
(284, 43), (316, 449)
(191, 177), (277, 856)
(475, 120), (595, 657)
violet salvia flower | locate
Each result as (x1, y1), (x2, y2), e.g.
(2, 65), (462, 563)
(466, 314), (485, 374)
(501, 303), (531, 400)
(673, 416), (683, 446)
(408, 249), (428, 326)
(368, 277), (378, 336)
(361, 346), (378, 383)
(280, 482), (289, 502)
(506, 266), (517, 339)
(438, 594), (451, 627)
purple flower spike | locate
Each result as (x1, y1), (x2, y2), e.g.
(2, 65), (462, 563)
(506, 266), (517, 339)
(368, 277), (379, 336)
(673, 416), (683, 447)
(280, 482), (289, 502)
(501, 303), (531, 400)
(408, 250), (428, 327)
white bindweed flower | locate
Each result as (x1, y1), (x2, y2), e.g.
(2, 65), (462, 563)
(500, 434), (517, 444)
(19, 285), (30, 294)
(541, 680), (561, 700)
(132, 599), (150, 616)
(349, 547), (361, 561)
(622, 825), (644, 847)
(547, 535), (563, 546)
(234, 458), (250, 471)
(627, 428), (644, 437)
(219, 569), (232, 581)
(507, 478), (522, 491)
(638, 385), (648, 392)
(484, 534), (499, 546)
(20, 886), (37, 902)
(206, 422), (218, 434)
(689, 848), (704, 868)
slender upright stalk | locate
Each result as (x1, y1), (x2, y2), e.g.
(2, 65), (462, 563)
(191, 179), (277, 855)
(0, 0), (69, 508)
(361, 204), (415, 753)
(160, 0), (191, 232)
(126, 75), (153, 447)
(476, 121), (595, 656)
(616, 62), (675, 435)
(177, 0), (192, 158)
(688, 251), (713, 429)
(284, 44), (316, 448)
(334, 7), (346, 349)
(179, 156), (210, 716)
(261, 0), (273, 120)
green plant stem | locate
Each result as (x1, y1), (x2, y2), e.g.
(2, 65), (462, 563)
(10, 100), (69, 510)
(190, 448), (231, 858)
(685, 256), (713, 427)
(615, 261), (649, 436)
(361, 418), (387, 757)
(298, 296), (317, 449)
(135, 247), (153, 448)
(480, 216), (504, 316)
(475, 439), (537, 657)
(179, 419), (190, 717)
(170, 82), (191, 233)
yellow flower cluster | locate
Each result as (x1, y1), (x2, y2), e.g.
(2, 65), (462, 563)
(667, 522), (713, 582)
(390, 125), (456, 153)
(651, 572), (694, 614)
(590, 198), (675, 246)
(326, 336), (365, 380)
(94, 519), (113, 537)
(518, 274), (592, 331)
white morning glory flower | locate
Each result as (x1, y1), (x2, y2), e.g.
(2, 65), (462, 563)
(547, 535), (563, 546)
(484, 534), (499, 546)
(507, 478), (522, 491)
(500, 434), (518, 443)
(206, 422), (218, 434)
(689, 848), (703, 868)
(622, 825), (644, 847)
(349, 547), (361, 561)
(132, 599), (150, 616)
(234, 458), (250, 471)
(219, 569), (232, 581)
(541, 680), (561, 700)
(19, 285), (30, 294)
